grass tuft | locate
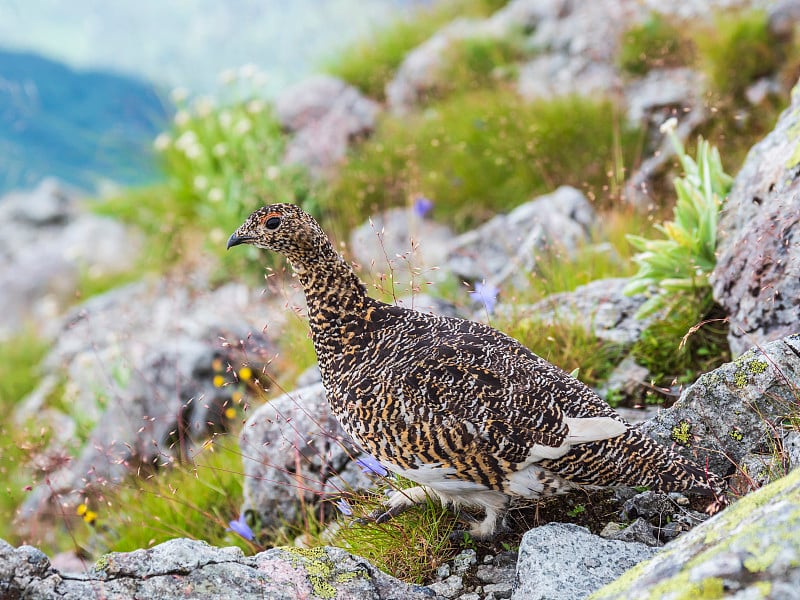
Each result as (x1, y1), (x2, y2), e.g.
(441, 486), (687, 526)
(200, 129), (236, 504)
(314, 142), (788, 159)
(323, 0), (509, 100)
(88, 437), (254, 554)
(327, 91), (643, 231)
(332, 482), (459, 583)
(618, 13), (694, 76)
(695, 9), (784, 100)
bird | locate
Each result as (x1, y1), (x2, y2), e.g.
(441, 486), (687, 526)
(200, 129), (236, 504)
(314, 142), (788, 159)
(227, 203), (726, 539)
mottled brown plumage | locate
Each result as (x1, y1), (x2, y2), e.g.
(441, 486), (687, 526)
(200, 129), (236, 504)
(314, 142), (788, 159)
(228, 203), (725, 537)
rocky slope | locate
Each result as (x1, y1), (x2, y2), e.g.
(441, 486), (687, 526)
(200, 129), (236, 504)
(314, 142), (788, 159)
(2, 0), (800, 598)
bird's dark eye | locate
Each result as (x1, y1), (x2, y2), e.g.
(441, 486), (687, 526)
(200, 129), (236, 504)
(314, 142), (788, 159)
(265, 216), (281, 230)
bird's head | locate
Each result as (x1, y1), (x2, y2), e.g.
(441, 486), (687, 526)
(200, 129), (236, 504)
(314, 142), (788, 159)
(227, 203), (329, 263)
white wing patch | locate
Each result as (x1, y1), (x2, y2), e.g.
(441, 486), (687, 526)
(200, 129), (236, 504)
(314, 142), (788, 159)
(521, 416), (627, 464)
(564, 416), (628, 444)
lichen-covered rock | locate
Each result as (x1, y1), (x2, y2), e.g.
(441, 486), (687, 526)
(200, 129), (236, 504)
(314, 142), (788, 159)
(239, 383), (369, 530)
(638, 334), (800, 479)
(512, 523), (660, 600)
(710, 81), (800, 356)
(0, 538), (434, 600)
(591, 466), (800, 600)
(446, 186), (595, 288)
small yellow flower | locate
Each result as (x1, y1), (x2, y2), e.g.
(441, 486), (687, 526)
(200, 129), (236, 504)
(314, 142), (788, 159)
(213, 375), (225, 388)
(225, 407), (237, 419)
(77, 504), (97, 525)
(211, 358), (223, 372)
(238, 366), (252, 381)
(232, 391), (243, 404)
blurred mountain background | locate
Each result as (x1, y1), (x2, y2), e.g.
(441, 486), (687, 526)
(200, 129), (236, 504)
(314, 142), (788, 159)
(0, 0), (422, 194)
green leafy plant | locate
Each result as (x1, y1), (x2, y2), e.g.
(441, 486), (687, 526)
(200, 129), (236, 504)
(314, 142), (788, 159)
(624, 118), (733, 317)
(567, 504), (586, 517)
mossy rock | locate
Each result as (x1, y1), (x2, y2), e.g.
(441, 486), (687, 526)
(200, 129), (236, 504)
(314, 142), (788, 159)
(638, 334), (800, 479)
(591, 466), (800, 599)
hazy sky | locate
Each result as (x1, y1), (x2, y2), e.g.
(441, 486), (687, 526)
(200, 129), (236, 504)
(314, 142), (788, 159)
(0, 1), (425, 94)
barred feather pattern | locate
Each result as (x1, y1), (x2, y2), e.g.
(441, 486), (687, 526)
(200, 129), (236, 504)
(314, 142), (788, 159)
(229, 204), (725, 536)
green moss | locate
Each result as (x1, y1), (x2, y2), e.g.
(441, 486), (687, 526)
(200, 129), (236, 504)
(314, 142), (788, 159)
(731, 353), (770, 388)
(280, 547), (339, 599)
(728, 427), (744, 442)
(328, 90), (643, 231)
(650, 576), (725, 599)
(784, 111), (800, 170)
(754, 581), (772, 596)
(671, 420), (693, 446)
(335, 571), (362, 584)
(94, 554), (111, 572)
(593, 471), (800, 599)
(743, 545), (781, 573)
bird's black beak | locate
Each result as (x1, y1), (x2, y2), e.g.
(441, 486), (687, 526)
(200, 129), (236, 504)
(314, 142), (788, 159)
(226, 232), (251, 249)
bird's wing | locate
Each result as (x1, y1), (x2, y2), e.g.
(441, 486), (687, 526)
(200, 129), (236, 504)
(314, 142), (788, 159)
(390, 330), (626, 467)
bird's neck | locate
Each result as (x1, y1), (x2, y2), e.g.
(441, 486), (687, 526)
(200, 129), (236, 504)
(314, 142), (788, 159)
(292, 245), (369, 323)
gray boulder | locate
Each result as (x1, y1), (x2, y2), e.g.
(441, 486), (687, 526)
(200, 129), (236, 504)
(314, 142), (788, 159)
(447, 186), (595, 288)
(239, 383), (370, 530)
(277, 75), (380, 178)
(0, 179), (142, 341)
(15, 278), (276, 529)
(0, 538), (434, 600)
(711, 81), (800, 356)
(638, 334), (800, 479)
(512, 523), (659, 600)
(591, 466), (800, 599)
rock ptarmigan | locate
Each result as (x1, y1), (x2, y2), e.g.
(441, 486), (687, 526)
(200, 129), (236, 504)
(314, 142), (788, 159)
(228, 203), (725, 538)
